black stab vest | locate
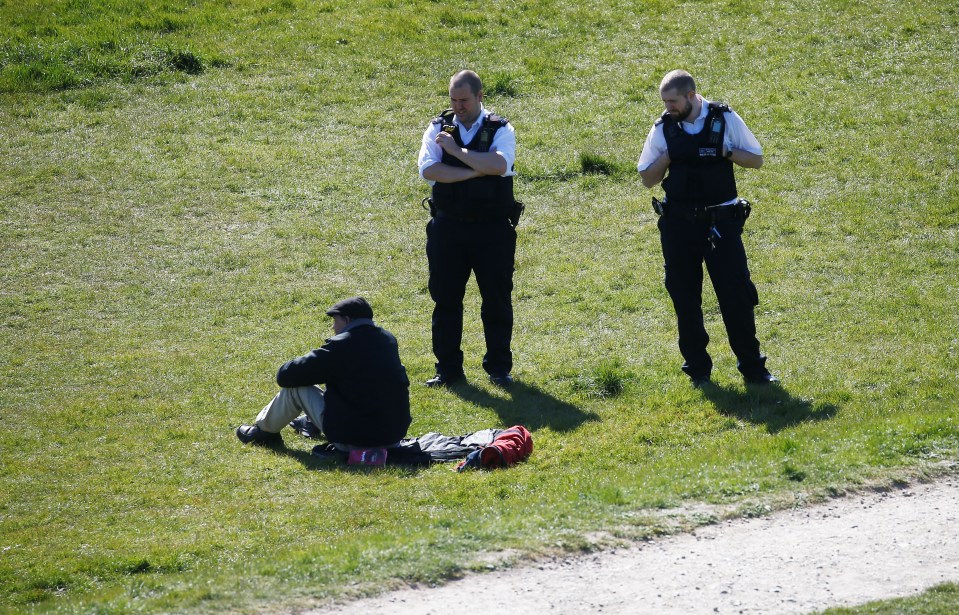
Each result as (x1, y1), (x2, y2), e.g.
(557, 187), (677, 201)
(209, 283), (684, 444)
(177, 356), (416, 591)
(660, 102), (738, 208)
(430, 110), (516, 220)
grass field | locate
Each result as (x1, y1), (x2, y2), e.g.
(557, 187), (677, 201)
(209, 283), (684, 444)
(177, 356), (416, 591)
(2, 0), (958, 612)
(821, 583), (959, 615)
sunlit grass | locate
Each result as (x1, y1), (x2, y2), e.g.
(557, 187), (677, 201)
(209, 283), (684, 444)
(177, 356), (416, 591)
(1, 0), (957, 612)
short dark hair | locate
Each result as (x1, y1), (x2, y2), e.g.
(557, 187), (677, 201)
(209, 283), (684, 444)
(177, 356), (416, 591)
(660, 69), (696, 96)
(450, 70), (483, 95)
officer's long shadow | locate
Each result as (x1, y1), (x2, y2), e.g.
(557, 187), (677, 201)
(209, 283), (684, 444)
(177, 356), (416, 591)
(448, 379), (599, 432)
(699, 382), (837, 433)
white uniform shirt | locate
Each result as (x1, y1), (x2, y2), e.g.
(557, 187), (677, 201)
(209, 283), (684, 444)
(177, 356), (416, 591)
(637, 96), (761, 205)
(417, 104), (517, 184)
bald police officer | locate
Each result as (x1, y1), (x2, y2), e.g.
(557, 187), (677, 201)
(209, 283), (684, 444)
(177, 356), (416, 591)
(417, 70), (520, 388)
(638, 69), (777, 386)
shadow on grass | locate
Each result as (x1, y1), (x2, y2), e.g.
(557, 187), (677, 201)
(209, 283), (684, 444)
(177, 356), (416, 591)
(699, 382), (838, 434)
(264, 441), (333, 470)
(265, 441), (431, 474)
(250, 379), (598, 469)
(447, 379), (600, 432)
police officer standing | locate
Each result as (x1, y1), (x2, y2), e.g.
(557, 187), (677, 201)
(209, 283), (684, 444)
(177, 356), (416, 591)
(417, 70), (520, 388)
(638, 69), (777, 386)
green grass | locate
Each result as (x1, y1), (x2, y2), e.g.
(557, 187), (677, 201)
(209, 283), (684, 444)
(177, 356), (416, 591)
(819, 583), (959, 615)
(2, 0), (958, 613)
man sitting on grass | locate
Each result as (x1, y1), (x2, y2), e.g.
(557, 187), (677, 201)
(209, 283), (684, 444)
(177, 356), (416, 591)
(236, 297), (412, 454)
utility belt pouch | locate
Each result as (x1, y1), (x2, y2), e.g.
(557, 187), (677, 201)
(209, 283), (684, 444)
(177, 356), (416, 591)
(509, 201), (525, 228)
(652, 197), (667, 217)
(736, 198), (751, 221)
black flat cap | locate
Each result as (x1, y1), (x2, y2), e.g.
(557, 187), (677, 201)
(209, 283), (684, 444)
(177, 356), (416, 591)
(325, 296), (374, 320)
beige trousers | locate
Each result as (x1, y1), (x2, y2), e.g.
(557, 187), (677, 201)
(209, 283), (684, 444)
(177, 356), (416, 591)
(253, 386), (399, 451)
(254, 386), (326, 434)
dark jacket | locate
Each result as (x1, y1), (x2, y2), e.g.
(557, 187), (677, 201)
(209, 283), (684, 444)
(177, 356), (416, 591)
(275, 319), (411, 447)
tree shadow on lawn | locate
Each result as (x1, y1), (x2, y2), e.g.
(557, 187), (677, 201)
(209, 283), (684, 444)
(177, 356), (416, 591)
(447, 379), (600, 432)
(699, 381), (838, 434)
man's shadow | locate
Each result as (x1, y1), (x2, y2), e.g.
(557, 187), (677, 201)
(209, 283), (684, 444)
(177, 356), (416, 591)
(698, 381), (837, 433)
(446, 379), (600, 432)
(265, 442), (433, 474)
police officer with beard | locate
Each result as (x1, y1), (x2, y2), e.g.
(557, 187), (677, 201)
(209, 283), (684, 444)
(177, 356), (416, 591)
(638, 69), (777, 386)
(417, 70), (520, 388)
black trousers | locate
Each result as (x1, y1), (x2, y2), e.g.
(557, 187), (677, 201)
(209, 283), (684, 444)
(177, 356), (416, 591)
(426, 215), (516, 377)
(657, 213), (767, 379)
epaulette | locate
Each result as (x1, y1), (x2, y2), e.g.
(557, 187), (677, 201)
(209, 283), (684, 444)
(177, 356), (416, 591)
(708, 101), (731, 113)
(486, 113), (509, 125)
(432, 108), (455, 124)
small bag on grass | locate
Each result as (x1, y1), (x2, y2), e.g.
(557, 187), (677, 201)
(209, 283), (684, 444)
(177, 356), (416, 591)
(348, 448), (388, 467)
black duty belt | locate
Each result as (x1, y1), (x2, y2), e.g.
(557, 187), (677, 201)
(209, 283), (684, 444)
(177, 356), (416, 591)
(422, 197), (524, 228)
(654, 197), (751, 223)
(678, 205), (740, 223)
(435, 210), (502, 224)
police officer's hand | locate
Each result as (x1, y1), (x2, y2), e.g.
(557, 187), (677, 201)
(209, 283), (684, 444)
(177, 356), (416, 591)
(434, 130), (460, 154)
(639, 151), (671, 188)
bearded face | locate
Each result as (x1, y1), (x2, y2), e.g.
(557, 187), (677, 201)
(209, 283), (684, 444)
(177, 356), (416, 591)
(661, 88), (696, 122)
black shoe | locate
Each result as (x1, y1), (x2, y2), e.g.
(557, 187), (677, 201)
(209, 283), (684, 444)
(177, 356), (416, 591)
(744, 372), (779, 385)
(488, 373), (514, 388)
(289, 416), (322, 439)
(425, 373), (465, 388)
(311, 443), (346, 459)
(236, 424), (283, 446)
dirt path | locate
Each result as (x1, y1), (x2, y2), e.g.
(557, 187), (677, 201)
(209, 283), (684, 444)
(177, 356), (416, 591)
(324, 472), (959, 614)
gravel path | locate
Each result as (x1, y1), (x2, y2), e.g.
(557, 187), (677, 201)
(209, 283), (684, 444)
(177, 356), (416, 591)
(324, 472), (959, 614)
